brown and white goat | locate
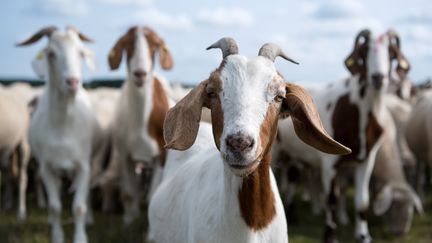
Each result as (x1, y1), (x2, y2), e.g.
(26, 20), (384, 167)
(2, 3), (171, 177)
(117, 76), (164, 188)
(277, 29), (411, 243)
(98, 26), (174, 224)
(148, 38), (350, 243)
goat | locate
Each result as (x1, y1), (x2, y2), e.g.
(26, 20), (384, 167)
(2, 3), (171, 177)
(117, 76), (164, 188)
(406, 90), (432, 200)
(148, 38), (350, 243)
(97, 26), (174, 224)
(276, 29), (410, 243)
(0, 88), (31, 220)
(16, 26), (101, 243)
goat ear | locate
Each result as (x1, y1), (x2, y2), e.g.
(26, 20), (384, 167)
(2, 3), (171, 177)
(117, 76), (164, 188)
(108, 36), (125, 70)
(158, 45), (173, 70)
(373, 185), (393, 216)
(280, 83), (351, 155)
(82, 48), (96, 71)
(408, 187), (423, 214)
(344, 48), (364, 75)
(144, 27), (173, 70)
(31, 50), (48, 79)
(395, 51), (410, 81)
(164, 80), (208, 150)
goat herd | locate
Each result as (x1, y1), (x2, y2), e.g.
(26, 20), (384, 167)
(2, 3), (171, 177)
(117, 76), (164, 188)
(0, 25), (431, 243)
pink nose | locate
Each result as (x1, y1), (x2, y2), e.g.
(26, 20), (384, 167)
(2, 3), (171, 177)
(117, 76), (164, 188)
(226, 134), (254, 152)
(66, 78), (80, 91)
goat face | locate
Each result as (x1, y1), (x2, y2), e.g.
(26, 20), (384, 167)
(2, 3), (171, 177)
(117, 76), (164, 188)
(345, 29), (410, 95)
(108, 26), (173, 87)
(16, 26), (95, 96)
(164, 38), (351, 177)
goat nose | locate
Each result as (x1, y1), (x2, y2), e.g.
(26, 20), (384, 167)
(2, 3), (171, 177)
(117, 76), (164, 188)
(371, 73), (384, 89)
(133, 70), (147, 79)
(66, 77), (80, 87)
(226, 134), (254, 152)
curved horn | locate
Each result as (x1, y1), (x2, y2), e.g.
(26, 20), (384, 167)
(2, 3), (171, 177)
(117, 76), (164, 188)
(206, 37), (238, 58)
(16, 26), (58, 46)
(354, 29), (371, 47)
(258, 43), (299, 64)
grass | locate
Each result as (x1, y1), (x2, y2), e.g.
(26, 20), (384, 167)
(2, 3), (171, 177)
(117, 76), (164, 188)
(1, 194), (432, 243)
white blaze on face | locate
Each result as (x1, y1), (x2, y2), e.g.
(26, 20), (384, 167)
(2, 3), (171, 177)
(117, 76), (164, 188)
(129, 28), (152, 77)
(218, 55), (284, 162)
(367, 34), (391, 90)
(46, 31), (84, 93)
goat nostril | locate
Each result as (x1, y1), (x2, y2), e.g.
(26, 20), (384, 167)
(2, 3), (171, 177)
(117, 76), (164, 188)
(226, 134), (254, 152)
(134, 70), (147, 79)
(66, 78), (79, 85)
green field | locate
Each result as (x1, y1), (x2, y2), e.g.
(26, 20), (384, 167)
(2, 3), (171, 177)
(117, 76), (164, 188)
(1, 195), (431, 243)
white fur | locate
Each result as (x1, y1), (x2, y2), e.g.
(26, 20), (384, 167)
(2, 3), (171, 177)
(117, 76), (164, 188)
(149, 123), (288, 243)
(28, 29), (100, 243)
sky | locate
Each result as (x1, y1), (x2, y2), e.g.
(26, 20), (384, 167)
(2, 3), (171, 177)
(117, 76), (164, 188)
(1, 0), (431, 85)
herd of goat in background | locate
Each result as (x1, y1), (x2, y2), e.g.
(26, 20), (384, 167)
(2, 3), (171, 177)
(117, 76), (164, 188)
(0, 25), (432, 243)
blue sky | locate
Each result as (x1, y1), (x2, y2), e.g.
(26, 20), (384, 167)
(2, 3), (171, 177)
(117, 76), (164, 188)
(1, 0), (431, 85)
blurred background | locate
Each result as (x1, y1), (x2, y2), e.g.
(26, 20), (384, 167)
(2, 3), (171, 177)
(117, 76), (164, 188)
(1, 1), (432, 243)
(1, 0), (431, 85)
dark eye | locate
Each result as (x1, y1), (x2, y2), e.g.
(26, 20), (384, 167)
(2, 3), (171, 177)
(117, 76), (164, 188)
(207, 91), (216, 98)
(48, 51), (56, 59)
(275, 95), (284, 102)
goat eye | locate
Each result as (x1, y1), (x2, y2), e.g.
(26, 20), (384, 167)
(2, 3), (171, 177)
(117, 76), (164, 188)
(275, 95), (284, 102)
(48, 51), (56, 59)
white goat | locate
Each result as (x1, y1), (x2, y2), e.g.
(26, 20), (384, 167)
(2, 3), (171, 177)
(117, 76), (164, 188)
(0, 88), (31, 220)
(17, 26), (100, 243)
(276, 29), (411, 243)
(98, 26), (174, 224)
(148, 38), (350, 243)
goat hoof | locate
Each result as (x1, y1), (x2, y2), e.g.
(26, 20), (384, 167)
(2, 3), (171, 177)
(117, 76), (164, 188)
(357, 234), (372, 243)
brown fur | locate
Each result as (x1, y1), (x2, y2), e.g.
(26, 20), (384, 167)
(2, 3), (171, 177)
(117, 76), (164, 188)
(332, 94), (383, 163)
(239, 152), (276, 231)
(148, 77), (170, 166)
(332, 94), (361, 162)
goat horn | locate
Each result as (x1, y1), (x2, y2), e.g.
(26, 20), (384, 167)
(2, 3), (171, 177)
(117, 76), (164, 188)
(258, 43), (299, 64)
(16, 26), (58, 46)
(206, 37), (238, 58)
(67, 26), (94, 43)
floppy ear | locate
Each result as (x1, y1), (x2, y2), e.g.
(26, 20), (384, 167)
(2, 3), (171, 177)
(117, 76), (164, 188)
(344, 29), (370, 75)
(373, 185), (393, 216)
(164, 80), (208, 150)
(108, 36), (126, 70)
(144, 27), (173, 70)
(281, 83), (351, 155)
(158, 45), (173, 70)
(31, 50), (48, 79)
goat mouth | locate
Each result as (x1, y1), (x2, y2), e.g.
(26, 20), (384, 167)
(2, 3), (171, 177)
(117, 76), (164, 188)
(227, 159), (261, 177)
(134, 79), (144, 87)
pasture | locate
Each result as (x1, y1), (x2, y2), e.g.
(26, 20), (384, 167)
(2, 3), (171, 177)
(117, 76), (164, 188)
(1, 192), (432, 243)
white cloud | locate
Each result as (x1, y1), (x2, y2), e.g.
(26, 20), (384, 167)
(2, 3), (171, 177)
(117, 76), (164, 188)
(400, 11), (432, 24)
(312, 0), (364, 19)
(197, 7), (253, 28)
(133, 8), (194, 31)
(96, 0), (151, 6)
(32, 0), (89, 17)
